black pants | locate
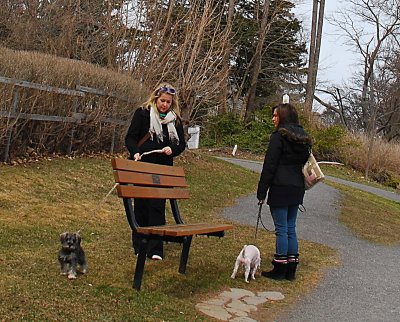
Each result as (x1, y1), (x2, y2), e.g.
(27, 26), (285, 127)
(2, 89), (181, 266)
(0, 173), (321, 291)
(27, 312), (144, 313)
(132, 198), (166, 257)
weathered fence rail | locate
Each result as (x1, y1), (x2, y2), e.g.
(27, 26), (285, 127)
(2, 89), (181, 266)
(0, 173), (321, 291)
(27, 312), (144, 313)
(0, 76), (85, 97)
(0, 75), (131, 162)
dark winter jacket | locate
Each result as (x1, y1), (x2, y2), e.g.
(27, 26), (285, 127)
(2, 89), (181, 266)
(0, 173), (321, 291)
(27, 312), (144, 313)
(257, 123), (312, 207)
(125, 107), (186, 166)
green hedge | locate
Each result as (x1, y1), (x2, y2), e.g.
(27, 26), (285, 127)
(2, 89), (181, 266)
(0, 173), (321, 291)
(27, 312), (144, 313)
(201, 108), (275, 154)
(201, 107), (349, 161)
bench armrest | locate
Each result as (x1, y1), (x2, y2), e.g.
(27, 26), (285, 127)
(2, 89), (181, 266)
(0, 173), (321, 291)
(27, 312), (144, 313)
(170, 199), (184, 224)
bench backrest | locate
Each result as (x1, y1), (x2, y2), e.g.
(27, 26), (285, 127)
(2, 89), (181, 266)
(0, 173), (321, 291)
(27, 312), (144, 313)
(111, 158), (190, 200)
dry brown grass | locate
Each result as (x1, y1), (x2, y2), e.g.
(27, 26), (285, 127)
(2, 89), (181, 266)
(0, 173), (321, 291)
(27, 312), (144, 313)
(339, 133), (400, 187)
(0, 46), (147, 100)
(0, 46), (149, 159)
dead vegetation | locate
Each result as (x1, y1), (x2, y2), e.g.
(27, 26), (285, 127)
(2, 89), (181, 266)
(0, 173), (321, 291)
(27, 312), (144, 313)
(0, 46), (148, 160)
(339, 133), (400, 188)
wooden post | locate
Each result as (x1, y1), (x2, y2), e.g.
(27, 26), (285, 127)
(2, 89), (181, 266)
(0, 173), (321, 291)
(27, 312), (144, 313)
(304, 0), (325, 116)
(4, 89), (21, 162)
(110, 125), (116, 154)
(68, 96), (80, 155)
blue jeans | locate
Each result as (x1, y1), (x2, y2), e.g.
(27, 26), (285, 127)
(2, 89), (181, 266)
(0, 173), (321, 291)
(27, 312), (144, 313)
(269, 205), (299, 256)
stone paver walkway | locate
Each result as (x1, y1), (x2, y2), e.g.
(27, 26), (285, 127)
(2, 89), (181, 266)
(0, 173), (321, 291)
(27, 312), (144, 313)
(195, 288), (284, 321)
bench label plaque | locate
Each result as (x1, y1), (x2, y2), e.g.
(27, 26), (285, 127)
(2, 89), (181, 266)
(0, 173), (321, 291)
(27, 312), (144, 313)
(152, 174), (160, 184)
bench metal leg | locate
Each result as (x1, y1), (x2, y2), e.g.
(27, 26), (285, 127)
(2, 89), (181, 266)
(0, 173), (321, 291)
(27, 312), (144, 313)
(179, 236), (193, 274)
(133, 238), (149, 290)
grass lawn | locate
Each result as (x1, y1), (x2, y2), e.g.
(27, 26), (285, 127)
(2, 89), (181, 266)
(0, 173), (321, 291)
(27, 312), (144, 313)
(319, 164), (400, 245)
(0, 151), (338, 321)
(321, 164), (397, 193)
(327, 181), (400, 245)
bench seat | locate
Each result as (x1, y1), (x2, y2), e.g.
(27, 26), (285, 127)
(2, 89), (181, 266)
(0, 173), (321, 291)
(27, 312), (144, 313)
(137, 223), (234, 237)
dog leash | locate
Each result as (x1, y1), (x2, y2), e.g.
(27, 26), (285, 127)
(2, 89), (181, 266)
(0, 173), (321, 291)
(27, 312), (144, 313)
(139, 149), (164, 159)
(97, 150), (163, 206)
(255, 203), (272, 239)
(89, 150), (164, 222)
(255, 204), (262, 239)
(75, 152), (163, 233)
(254, 202), (310, 239)
(99, 150), (163, 206)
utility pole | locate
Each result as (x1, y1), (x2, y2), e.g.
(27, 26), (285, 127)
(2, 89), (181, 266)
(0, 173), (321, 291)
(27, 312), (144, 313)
(304, 0), (325, 116)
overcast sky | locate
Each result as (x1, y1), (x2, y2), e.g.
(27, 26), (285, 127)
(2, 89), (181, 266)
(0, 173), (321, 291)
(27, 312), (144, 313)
(293, 0), (357, 86)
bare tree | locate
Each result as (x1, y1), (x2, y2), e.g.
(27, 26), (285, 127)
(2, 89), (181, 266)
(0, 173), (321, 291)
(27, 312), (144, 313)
(373, 49), (400, 141)
(2, 0), (305, 125)
(329, 0), (400, 177)
(125, 0), (233, 121)
(1, 0), (129, 68)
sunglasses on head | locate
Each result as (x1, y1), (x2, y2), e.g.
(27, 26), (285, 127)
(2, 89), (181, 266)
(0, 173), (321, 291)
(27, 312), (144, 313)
(158, 86), (176, 95)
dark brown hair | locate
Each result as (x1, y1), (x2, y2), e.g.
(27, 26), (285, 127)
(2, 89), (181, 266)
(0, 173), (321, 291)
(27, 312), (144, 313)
(272, 103), (299, 126)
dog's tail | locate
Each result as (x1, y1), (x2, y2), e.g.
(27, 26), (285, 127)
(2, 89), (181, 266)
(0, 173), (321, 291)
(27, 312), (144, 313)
(240, 245), (247, 257)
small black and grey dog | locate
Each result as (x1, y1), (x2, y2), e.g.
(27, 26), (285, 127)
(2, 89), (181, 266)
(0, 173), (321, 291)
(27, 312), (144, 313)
(58, 231), (88, 280)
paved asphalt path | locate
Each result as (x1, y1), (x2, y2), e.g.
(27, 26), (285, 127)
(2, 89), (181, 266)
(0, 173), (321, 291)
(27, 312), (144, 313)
(217, 157), (400, 322)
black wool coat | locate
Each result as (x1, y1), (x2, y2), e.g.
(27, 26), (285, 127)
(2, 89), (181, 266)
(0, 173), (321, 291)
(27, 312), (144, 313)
(125, 107), (186, 166)
(257, 123), (312, 207)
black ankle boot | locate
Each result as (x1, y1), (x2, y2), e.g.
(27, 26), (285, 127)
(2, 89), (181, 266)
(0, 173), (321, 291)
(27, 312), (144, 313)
(286, 254), (299, 281)
(261, 255), (287, 280)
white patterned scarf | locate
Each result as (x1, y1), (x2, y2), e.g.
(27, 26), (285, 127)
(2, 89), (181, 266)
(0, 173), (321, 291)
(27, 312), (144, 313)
(149, 107), (179, 144)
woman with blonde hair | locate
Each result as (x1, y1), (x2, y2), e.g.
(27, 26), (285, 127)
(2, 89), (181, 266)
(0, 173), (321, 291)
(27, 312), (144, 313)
(125, 82), (186, 260)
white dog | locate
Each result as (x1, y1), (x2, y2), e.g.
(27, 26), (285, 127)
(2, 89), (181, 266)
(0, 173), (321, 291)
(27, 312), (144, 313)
(231, 245), (261, 283)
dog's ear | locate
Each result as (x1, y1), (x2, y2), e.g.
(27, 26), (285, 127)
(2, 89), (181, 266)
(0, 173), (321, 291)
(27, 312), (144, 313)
(60, 232), (68, 243)
(74, 232), (81, 244)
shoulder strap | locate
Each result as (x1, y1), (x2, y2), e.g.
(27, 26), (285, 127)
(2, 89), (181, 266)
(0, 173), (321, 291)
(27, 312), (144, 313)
(137, 132), (151, 147)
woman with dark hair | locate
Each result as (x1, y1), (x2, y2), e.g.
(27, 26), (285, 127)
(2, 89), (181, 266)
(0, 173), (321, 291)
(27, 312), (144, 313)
(257, 103), (312, 280)
(125, 82), (186, 260)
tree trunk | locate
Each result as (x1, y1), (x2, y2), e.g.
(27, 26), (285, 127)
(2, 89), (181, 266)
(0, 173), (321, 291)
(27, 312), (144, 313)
(304, 0), (325, 115)
(219, 0), (235, 114)
(365, 70), (377, 179)
(241, 0), (271, 121)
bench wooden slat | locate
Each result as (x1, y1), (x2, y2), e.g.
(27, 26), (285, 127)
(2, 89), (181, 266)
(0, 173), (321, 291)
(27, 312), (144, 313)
(117, 185), (190, 199)
(112, 158), (185, 177)
(114, 171), (188, 187)
(137, 223), (234, 237)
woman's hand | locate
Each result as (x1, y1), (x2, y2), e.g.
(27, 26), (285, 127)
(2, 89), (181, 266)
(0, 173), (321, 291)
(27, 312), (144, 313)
(162, 146), (172, 155)
(133, 153), (141, 161)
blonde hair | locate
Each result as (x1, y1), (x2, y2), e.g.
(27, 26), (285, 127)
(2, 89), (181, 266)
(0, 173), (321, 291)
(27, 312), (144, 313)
(142, 82), (181, 117)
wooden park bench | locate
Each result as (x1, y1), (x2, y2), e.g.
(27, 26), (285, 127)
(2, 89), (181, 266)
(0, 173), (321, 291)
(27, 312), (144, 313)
(111, 158), (234, 290)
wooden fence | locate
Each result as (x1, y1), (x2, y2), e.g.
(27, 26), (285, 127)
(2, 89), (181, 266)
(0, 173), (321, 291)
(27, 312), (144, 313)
(0, 75), (131, 162)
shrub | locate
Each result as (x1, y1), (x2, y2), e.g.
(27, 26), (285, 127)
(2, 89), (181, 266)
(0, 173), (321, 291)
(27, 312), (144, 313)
(200, 112), (245, 147)
(308, 125), (347, 161)
(201, 108), (274, 153)
(371, 170), (400, 189)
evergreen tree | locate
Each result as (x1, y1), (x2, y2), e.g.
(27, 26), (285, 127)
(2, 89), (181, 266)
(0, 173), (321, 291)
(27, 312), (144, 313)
(231, 0), (306, 112)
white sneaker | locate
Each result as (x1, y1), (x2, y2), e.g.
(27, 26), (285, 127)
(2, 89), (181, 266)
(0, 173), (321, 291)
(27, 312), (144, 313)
(151, 255), (162, 260)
